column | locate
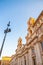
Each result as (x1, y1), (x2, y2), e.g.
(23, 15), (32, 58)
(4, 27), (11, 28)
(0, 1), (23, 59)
(25, 53), (29, 65)
(28, 49), (34, 65)
(34, 43), (42, 65)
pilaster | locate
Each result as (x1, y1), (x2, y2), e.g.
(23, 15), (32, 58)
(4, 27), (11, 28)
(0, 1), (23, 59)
(25, 53), (29, 65)
(21, 56), (25, 65)
(34, 43), (42, 65)
(28, 49), (34, 65)
(18, 58), (20, 65)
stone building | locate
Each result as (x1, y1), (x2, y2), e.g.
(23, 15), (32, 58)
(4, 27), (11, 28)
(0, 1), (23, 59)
(10, 11), (43, 65)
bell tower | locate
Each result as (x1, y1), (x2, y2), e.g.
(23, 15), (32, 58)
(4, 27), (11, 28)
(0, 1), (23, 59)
(16, 37), (23, 53)
(17, 37), (22, 49)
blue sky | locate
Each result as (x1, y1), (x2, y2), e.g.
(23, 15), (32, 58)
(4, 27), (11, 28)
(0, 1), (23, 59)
(0, 0), (43, 59)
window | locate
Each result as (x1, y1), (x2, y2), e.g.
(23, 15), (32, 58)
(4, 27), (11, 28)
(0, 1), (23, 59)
(33, 58), (36, 65)
(41, 42), (43, 51)
(25, 59), (26, 65)
(21, 60), (22, 65)
(24, 56), (26, 65)
(32, 48), (35, 55)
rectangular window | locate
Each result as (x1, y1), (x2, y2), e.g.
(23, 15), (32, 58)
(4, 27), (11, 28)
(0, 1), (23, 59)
(32, 48), (35, 55)
(41, 42), (43, 51)
(33, 58), (36, 65)
(24, 56), (26, 65)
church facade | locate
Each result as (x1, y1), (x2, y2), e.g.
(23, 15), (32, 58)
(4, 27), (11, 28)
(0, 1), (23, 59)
(10, 11), (43, 65)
